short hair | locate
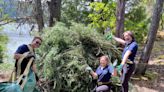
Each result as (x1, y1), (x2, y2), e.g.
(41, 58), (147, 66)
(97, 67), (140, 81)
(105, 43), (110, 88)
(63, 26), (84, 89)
(123, 31), (135, 40)
(32, 36), (42, 42)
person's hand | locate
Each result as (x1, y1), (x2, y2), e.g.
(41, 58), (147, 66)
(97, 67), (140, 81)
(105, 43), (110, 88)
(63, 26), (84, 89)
(116, 64), (123, 73)
(106, 32), (113, 40)
(85, 66), (93, 73)
(37, 78), (44, 86)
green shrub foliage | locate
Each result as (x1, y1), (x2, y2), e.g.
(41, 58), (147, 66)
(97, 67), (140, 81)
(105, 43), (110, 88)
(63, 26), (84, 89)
(0, 35), (8, 63)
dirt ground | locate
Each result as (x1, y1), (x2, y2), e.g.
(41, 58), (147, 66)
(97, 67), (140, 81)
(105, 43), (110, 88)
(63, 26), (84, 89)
(131, 64), (164, 92)
(131, 31), (164, 92)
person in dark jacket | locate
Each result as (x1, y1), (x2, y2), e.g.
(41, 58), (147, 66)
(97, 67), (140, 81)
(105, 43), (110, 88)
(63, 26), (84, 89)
(113, 31), (138, 92)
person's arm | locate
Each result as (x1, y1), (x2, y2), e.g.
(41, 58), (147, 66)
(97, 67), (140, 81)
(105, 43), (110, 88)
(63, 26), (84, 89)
(85, 66), (98, 79)
(121, 50), (132, 65)
(14, 53), (23, 60)
(109, 65), (114, 76)
(14, 44), (27, 60)
(117, 50), (132, 74)
(32, 63), (37, 73)
(90, 71), (98, 79)
(113, 36), (126, 45)
(107, 64), (115, 76)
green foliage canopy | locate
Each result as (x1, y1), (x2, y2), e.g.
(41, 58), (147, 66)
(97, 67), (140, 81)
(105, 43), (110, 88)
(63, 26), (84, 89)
(88, 1), (116, 33)
(87, 1), (150, 43)
(124, 5), (149, 42)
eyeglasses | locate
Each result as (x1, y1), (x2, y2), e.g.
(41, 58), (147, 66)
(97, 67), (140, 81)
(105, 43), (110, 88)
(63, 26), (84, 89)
(36, 41), (41, 45)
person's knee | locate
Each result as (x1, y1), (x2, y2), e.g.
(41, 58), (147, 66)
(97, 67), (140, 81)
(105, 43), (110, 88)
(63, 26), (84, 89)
(96, 85), (109, 92)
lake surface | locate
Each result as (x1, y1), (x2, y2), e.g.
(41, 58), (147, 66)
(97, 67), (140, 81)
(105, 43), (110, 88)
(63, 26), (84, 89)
(1, 23), (33, 62)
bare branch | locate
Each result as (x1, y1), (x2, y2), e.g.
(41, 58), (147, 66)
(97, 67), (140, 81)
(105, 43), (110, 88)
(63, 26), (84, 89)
(0, 16), (33, 26)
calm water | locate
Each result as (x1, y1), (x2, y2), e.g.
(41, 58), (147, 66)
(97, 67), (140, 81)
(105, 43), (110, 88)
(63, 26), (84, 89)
(2, 23), (33, 62)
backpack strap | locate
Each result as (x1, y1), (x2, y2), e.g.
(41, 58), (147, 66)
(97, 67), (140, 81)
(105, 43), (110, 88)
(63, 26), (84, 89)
(9, 68), (16, 82)
(27, 44), (34, 53)
(16, 52), (30, 78)
(17, 57), (34, 89)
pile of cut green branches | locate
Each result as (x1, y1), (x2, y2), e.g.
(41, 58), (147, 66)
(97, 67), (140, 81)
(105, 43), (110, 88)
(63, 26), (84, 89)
(37, 22), (122, 92)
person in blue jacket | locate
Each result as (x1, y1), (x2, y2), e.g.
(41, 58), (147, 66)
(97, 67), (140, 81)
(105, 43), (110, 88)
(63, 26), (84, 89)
(86, 55), (114, 92)
(113, 31), (138, 92)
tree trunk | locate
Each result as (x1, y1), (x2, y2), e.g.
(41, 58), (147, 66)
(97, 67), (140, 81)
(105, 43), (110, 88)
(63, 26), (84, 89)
(47, 0), (61, 27)
(34, 0), (44, 32)
(102, 0), (108, 3)
(116, 0), (125, 38)
(135, 0), (164, 75)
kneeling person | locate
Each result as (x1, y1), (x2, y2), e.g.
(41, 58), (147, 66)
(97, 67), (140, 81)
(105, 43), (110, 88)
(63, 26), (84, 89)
(86, 55), (114, 92)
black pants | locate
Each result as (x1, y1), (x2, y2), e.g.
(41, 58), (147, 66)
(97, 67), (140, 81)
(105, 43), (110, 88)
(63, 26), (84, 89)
(121, 64), (135, 92)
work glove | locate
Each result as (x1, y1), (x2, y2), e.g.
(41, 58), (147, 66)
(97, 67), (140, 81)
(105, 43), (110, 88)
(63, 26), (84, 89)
(112, 59), (118, 68)
(116, 64), (123, 73)
(85, 66), (93, 73)
(105, 32), (113, 41)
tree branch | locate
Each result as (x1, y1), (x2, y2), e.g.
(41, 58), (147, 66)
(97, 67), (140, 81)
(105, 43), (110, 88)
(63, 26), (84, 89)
(0, 16), (33, 26)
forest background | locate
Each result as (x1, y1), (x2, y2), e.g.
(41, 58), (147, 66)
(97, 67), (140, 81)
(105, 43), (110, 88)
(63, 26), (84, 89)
(0, 0), (164, 92)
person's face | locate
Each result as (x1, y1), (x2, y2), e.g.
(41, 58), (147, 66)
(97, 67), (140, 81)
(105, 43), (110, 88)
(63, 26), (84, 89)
(123, 32), (132, 43)
(100, 57), (108, 67)
(32, 38), (42, 48)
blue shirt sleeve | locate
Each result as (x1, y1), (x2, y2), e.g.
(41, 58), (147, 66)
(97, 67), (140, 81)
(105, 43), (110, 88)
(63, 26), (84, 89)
(15, 44), (29, 54)
(128, 42), (138, 53)
(108, 65), (114, 74)
(96, 66), (101, 75)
